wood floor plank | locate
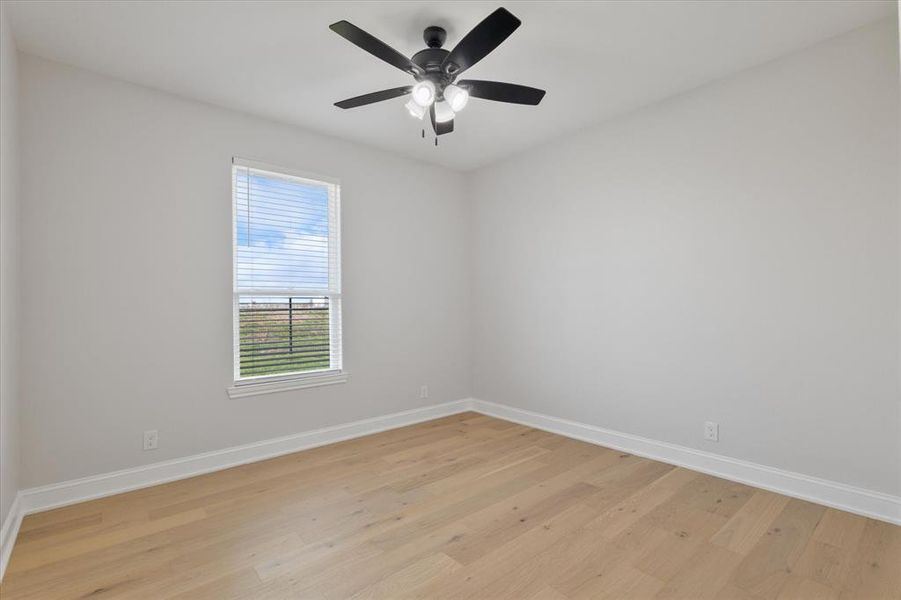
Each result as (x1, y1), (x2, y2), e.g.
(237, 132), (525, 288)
(6, 508), (208, 575)
(525, 585), (569, 600)
(445, 481), (598, 565)
(645, 492), (731, 541)
(728, 498), (827, 599)
(1, 413), (897, 600)
(794, 539), (853, 591)
(837, 517), (901, 599)
(584, 467), (698, 540)
(711, 489), (790, 554)
(569, 564), (664, 600)
(633, 526), (708, 582)
(776, 575), (839, 600)
(349, 552), (461, 600)
(493, 517), (670, 599)
(654, 542), (745, 599)
(414, 502), (600, 599)
(581, 458), (675, 512)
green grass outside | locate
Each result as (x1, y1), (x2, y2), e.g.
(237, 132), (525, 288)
(239, 301), (330, 377)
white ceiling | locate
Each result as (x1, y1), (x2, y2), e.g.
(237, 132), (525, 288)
(5, 1), (894, 171)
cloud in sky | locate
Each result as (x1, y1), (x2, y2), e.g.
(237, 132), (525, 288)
(235, 171), (332, 293)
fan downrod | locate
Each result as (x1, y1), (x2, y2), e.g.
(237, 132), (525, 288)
(423, 26), (446, 49)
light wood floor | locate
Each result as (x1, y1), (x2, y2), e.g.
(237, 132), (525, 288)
(2, 413), (899, 599)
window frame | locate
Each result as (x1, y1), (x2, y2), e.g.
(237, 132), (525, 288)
(228, 157), (346, 398)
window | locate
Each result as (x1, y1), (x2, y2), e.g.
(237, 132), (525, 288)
(230, 158), (343, 396)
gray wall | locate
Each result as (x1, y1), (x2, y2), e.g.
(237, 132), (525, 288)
(0, 5), (21, 524)
(8, 17), (901, 502)
(18, 55), (472, 488)
(470, 19), (900, 496)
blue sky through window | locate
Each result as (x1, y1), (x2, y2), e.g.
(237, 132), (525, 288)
(235, 169), (331, 291)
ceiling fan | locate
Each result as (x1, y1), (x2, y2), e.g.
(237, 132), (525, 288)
(330, 7), (546, 138)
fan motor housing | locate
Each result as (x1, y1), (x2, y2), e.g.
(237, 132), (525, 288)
(411, 47), (454, 95)
(414, 25), (454, 79)
(411, 48), (449, 72)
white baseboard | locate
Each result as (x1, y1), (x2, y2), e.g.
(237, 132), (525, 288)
(470, 398), (901, 525)
(0, 492), (24, 582)
(0, 398), (473, 581)
(18, 399), (475, 518)
(3, 395), (897, 583)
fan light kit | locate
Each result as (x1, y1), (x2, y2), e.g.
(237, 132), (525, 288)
(404, 99), (427, 120)
(411, 81), (436, 107)
(330, 7), (546, 141)
(444, 84), (469, 112)
(434, 101), (454, 123)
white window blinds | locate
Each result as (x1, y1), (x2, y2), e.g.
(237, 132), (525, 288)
(232, 158), (342, 382)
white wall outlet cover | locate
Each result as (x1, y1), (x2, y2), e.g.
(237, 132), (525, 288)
(704, 421), (719, 442)
(420, 385), (429, 399)
(143, 429), (159, 450)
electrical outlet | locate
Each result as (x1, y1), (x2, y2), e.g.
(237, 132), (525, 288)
(704, 421), (719, 442)
(420, 385), (429, 399)
(143, 429), (159, 450)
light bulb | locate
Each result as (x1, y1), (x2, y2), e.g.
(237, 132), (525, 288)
(444, 84), (469, 112)
(405, 99), (426, 120)
(434, 100), (454, 123)
(411, 80), (436, 107)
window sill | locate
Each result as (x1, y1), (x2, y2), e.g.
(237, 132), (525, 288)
(227, 370), (348, 399)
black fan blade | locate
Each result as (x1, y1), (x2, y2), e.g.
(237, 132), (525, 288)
(330, 20), (423, 76)
(335, 86), (413, 109)
(458, 80), (545, 105)
(430, 104), (454, 136)
(442, 8), (521, 75)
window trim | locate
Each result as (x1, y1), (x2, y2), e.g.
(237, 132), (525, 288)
(229, 157), (345, 397)
(227, 369), (348, 399)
